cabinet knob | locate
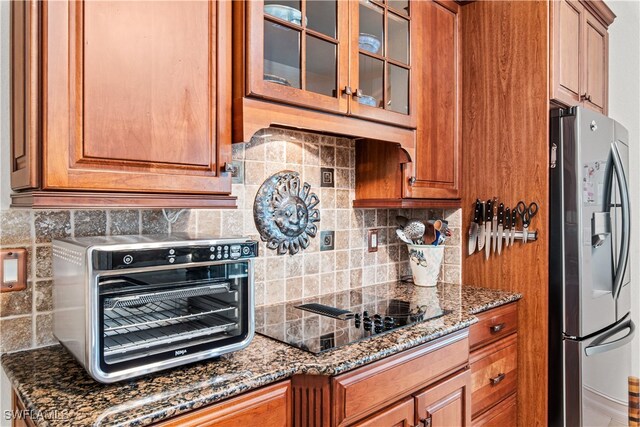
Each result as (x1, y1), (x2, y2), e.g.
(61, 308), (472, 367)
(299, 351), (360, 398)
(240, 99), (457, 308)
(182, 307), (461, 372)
(490, 323), (505, 333)
(490, 372), (506, 385)
(409, 176), (417, 186)
(420, 415), (432, 427)
(343, 86), (353, 96)
(581, 93), (592, 102)
(353, 88), (363, 98)
(223, 162), (238, 176)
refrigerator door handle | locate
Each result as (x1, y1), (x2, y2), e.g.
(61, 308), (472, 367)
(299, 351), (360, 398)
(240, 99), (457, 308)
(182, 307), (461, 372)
(585, 317), (635, 357)
(609, 142), (631, 301)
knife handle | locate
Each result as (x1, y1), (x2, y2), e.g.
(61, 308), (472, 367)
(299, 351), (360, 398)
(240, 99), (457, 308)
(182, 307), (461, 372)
(486, 200), (493, 221)
(504, 208), (511, 230)
(473, 200), (481, 223)
(497, 203), (504, 225)
(511, 209), (517, 228)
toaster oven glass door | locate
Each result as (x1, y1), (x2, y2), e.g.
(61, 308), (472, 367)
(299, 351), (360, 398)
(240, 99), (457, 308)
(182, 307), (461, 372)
(97, 261), (250, 373)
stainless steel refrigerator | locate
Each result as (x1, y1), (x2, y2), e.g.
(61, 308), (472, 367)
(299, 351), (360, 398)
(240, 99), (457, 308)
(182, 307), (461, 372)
(549, 106), (635, 426)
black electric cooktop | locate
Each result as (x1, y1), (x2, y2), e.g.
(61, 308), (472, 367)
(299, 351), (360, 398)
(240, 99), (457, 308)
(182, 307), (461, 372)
(255, 285), (449, 354)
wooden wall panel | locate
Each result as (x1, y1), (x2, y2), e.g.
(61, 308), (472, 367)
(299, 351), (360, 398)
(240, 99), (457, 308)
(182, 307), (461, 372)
(460, 1), (549, 426)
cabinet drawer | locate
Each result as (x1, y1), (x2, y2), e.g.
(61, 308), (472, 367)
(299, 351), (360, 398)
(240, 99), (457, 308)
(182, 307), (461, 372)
(471, 393), (517, 426)
(469, 303), (517, 350)
(470, 334), (517, 418)
(333, 330), (469, 426)
(156, 381), (291, 427)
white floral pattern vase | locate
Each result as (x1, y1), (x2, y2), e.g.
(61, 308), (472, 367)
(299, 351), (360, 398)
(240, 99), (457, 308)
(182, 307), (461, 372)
(407, 244), (445, 287)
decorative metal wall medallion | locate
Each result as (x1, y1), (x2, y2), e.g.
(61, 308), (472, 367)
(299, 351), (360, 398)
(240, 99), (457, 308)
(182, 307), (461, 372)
(254, 171), (320, 255)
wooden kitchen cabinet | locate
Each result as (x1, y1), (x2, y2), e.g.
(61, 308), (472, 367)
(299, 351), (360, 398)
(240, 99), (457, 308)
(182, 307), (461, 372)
(354, 0), (461, 208)
(550, 0), (615, 114)
(352, 398), (415, 427)
(155, 381), (292, 427)
(236, 0), (417, 128)
(10, 1), (236, 208)
(468, 303), (518, 425)
(414, 369), (472, 427)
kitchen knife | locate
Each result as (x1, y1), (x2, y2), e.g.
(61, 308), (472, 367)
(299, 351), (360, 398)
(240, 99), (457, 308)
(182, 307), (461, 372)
(468, 200), (481, 255)
(510, 209), (517, 246)
(497, 203), (504, 255)
(477, 201), (486, 252)
(491, 198), (498, 253)
(504, 207), (511, 248)
(485, 199), (493, 259)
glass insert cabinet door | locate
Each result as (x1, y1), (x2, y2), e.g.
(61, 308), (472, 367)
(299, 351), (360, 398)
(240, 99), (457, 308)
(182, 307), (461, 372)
(349, 0), (417, 128)
(245, 1), (350, 114)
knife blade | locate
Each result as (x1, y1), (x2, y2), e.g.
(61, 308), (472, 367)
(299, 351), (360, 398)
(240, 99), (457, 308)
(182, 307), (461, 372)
(504, 207), (511, 248)
(468, 200), (481, 255)
(485, 199), (493, 259)
(491, 198), (498, 253)
(497, 203), (504, 255)
(477, 201), (486, 252)
(510, 209), (517, 246)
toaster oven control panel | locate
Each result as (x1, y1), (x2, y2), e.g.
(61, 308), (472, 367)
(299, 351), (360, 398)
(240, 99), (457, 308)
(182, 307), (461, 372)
(93, 241), (258, 270)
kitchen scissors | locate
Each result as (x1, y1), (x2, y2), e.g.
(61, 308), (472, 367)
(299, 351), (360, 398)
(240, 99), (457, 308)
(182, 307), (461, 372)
(516, 201), (538, 244)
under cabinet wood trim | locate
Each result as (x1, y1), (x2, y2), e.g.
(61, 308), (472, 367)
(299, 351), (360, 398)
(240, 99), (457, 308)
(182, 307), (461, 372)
(352, 198), (462, 209)
(155, 381), (292, 427)
(332, 330), (469, 426)
(233, 97), (416, 152)
(10, 191), (237, 209)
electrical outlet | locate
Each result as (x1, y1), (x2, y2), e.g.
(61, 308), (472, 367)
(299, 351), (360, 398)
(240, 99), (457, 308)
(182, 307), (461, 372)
(367, 229), (379, 252)
(320, 231), (335, 251)
(0, 249), (27, 293)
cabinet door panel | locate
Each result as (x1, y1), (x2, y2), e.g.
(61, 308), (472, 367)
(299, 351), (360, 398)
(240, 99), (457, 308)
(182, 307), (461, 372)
(414, 369), (472, 427)
(245, 1), (349, 114)
(44, 1), (232, 194)
(352, 398), (414, 427)
(349, 0), (417, 128)
(404, 0), (460, 199)
(556, 0), (582, 102)
(584, 16), (607, 112)
(83, 2), (210, 166)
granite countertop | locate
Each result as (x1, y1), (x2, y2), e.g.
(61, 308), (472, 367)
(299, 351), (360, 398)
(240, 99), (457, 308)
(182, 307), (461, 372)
(1, 283), (521, 427)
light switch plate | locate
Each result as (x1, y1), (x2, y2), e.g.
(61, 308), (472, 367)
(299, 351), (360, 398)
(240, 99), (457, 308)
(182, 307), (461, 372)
(0, 248), (27, 293)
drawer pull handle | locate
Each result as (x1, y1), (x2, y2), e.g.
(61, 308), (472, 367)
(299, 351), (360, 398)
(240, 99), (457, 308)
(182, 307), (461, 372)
(490, 323), (505, 333)
(490, 373), (506, 385)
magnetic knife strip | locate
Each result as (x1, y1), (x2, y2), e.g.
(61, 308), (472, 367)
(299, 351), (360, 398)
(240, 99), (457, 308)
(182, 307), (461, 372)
(467, 197), (539, 258)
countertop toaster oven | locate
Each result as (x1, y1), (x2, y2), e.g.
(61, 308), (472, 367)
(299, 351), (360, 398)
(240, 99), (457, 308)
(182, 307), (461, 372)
(52, 234), (257, 383)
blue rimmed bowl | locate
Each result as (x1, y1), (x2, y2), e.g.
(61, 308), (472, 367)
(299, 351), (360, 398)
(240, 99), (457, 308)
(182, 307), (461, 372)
(265, 4), (306, 26)
(357, 95), (377, 107)
(359, 33), (381, 54)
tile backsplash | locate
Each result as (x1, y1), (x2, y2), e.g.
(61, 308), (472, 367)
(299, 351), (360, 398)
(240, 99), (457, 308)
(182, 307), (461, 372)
(0, 128), (461, 353)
